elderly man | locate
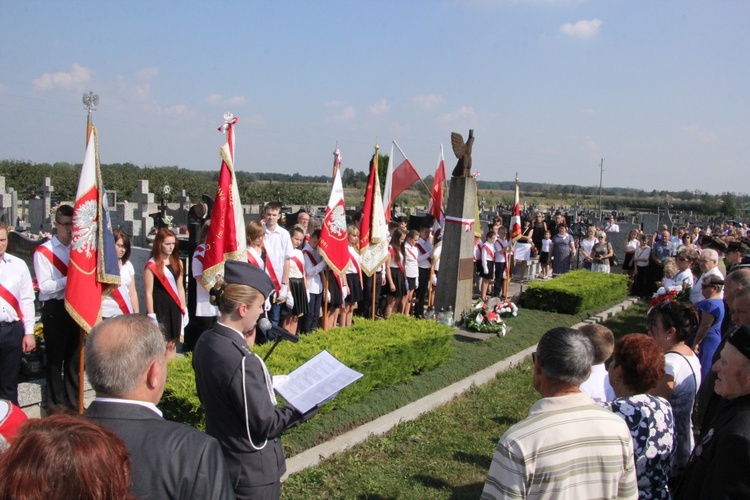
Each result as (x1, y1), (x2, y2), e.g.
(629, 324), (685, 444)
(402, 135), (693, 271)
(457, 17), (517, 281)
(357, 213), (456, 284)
(690, 248), (724, 304)
(85, 315), (235, 499)
(482, 327), (637, 500)
(675, 325), (750, 499)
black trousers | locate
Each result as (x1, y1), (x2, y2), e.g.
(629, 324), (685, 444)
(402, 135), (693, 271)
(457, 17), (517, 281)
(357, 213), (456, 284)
(493, 262), (507, 297)
(414, 267), (431, 318)
(0, 321), (24, 406)
(42, 299), (81, 409)
(301, 292), (322, 333)
(183, 315), (216, 352)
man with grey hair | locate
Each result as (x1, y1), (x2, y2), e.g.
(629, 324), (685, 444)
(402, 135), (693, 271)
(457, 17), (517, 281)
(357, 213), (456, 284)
(482, 327), (637, 499)
(690, 248), (724, 303)
(85, 315), (235, 499)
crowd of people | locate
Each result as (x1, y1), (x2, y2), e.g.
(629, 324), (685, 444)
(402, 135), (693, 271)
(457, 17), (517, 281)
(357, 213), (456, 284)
(2, 202), (750, 498)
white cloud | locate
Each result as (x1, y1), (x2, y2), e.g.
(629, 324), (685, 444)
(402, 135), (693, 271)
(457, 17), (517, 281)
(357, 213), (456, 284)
(682, 124), (719, 143)
(560, 18), (602, 38)
(369, 98), (389, 116)
(206, 93), (247, 106)
(327, 106), (357, 122)
(439, 106), (476, 123)
(412, 94), (445, 110)
(136, 67), (160, 81)
(161, 104), (195, 119)
(32, 63), (93, 92)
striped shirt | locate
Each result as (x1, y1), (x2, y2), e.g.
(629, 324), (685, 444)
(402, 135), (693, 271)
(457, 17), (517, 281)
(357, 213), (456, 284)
(482, 392), (637, 500)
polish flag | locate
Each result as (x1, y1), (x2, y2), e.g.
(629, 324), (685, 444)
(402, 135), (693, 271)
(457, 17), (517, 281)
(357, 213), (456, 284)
(318, 157), (350, 276)
(360, 150), (389, 277)
(382, 141), (421, 223)
(201, 115), (247, 289)
(510, 176), (522, 241)
(428, 145), (446, 226)
(65, 127), (120, 332)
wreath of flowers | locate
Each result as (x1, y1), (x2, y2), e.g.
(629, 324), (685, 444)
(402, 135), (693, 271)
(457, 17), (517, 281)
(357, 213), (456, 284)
(464, 297), (518, 335)
(649, 284), (691, 313)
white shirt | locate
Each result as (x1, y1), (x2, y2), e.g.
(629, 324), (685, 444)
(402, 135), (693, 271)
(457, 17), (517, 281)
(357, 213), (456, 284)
(263, 223), (293, 283)
(346, 246), (361, 275)
(606, 223), (620, 233)
(0, 252), (35, 334)
(93, 397), (163, 417)
(579, 364), (615, 404)
(541, 238), (552, 253)
(101, 260), (137, 318)
(691, 267), (723, 303)
(289, 248), (305, 279)
(404, 242), (419, 278)
(493, 238), (510, 263)
(191, 245), (219, 318)
(416, 238), (433, 269)
(302, 243), (326, 294)
(33, 235), (69, 301)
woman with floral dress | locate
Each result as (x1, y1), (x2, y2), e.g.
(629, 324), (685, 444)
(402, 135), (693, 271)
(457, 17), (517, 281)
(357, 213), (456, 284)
(607, 334), (676, 499)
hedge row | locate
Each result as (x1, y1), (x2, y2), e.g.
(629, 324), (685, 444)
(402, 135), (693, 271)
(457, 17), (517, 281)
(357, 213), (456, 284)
(521, 270), (629, 314)
(161, 315), (454, 430)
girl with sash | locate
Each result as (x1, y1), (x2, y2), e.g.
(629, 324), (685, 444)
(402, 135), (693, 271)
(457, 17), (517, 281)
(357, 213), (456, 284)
(301, 229), (325, 333)
(245, 221), (265, 271)
(385, 229), (407, 318)
(101, 229), (138, 319)
(281, 227), (309, 335)
(403, 230), (420, 317)
(144, 228), (185, 353)
(480, 230), (497, 301)
(341, 226), (363, 327)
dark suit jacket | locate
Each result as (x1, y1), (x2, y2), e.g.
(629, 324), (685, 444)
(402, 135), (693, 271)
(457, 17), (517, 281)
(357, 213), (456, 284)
(86, 400), (236, 500)
(192, 323), (306, 494)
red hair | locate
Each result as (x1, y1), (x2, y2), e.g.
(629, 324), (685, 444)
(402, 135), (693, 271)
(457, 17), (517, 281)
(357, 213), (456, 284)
(0, 414), (135, 500)
(150, 228), (182, 278)
(613, 334), (665, 393)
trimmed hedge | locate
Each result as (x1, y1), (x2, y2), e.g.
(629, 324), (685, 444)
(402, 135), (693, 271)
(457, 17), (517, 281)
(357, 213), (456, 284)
(161, 315), (454, 430)
(521, 270), (629, 314)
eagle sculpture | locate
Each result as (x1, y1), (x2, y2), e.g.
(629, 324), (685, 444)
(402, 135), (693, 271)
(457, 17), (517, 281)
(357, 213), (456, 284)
(451, 129), (474, 177)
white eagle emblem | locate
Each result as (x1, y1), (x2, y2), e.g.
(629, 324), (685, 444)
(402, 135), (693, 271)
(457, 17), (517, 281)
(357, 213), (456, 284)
(326, 204), (347, 237)
(72, 200), (98, 258)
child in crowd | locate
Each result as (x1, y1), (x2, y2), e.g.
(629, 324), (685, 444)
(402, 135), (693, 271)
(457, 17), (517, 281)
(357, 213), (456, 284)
(493, 227), (510, 298)
(281, 226), (308, 335)
(539, 230), (552, 279)
(480, 231), (497, 301)
(403, 230), (420, 316)
(578, 323), (616, 404)
(341, 226), (363, 327)
(301, 229), (325, 333)
(659, 257), (678, 289)
(385, 229), (407, 318)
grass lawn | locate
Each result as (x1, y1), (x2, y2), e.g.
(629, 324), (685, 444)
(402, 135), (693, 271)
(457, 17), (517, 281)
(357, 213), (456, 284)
(281, 302), (650, 498)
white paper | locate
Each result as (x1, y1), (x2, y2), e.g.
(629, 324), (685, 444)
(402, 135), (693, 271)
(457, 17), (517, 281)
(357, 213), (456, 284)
(274, 350), (363, 414)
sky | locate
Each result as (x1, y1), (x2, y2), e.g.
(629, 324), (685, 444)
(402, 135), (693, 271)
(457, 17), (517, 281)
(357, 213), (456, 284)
(0, 0), (748, 195)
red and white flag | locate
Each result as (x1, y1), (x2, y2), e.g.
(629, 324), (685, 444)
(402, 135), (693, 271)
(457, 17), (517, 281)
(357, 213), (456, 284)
(382, 141), (421, 223)
(65, 127), (120, 332)
(318, 152), (350, 276)
(201, 115), (247, 289)
(510, 175), (522, 241)
(360, 149), (389, 277)
(428, 144), (446, 226)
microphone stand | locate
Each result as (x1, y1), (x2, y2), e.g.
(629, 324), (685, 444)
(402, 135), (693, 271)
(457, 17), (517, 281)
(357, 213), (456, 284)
(263, 339), (284, 361)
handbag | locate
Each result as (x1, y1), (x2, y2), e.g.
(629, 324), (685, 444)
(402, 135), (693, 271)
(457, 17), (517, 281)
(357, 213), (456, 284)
(608, 243), (618, 266)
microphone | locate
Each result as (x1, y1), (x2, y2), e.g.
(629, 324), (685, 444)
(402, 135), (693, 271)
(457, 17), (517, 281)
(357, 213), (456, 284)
(257, 318), (299, 343)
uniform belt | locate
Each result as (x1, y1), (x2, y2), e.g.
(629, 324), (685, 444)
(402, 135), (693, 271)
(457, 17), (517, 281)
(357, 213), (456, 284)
(0, 320), (20, 328)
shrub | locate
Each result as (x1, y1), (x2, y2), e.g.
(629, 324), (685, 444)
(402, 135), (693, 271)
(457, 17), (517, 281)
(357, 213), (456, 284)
(521, 270), (629, 314)
(161, 315), (454, 429)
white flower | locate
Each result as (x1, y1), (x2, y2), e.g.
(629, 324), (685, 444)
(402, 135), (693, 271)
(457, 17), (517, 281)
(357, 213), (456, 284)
(618, 402), (636, 416)
(475, 313), (483, 325)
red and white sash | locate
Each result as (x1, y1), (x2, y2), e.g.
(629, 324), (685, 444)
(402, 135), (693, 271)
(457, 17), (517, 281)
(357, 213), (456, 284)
(483, 243), (495, 260)
(146, 259), (184, 313)
(262, 245), (281, 293)
(247, 248), (263, 269)
(416, 242), (432, 264)
(347, 247), (361, 275)
(291, 256), (305, 274)
(35, 245), (68, 276)
(303, 248), (319, 266)
(0, 284), (23, 322)
(389, 247), (405, 275)
(404, 245), (418, 264)
(110, 287), (133, 315)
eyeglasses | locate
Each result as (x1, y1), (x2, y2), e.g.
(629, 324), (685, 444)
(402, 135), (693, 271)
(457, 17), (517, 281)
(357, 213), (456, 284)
(55, 221), (73, 227)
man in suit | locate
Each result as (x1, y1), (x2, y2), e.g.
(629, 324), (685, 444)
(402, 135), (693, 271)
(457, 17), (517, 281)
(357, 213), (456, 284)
(85, 315), (235, 499)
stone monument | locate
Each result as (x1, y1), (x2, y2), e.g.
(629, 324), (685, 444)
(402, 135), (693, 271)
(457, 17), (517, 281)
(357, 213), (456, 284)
(435, 130), (478, 321)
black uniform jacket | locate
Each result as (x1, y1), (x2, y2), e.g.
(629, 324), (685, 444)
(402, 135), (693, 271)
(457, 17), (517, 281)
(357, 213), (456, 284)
(675, 394), (750, 499)
(192, 323), (305, 491)
(86, 400), (236, 500)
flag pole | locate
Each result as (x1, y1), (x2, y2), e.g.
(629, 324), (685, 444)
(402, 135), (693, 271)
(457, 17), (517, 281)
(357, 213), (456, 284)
(78, 91), (99, 414)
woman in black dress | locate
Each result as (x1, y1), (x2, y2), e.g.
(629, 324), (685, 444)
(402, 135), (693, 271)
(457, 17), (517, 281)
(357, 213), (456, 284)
(144, 228), (185, 354)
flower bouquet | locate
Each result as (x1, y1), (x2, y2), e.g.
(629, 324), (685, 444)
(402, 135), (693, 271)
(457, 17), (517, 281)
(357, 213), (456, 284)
(465, 297), (517, 335)
(649, 284), (691, 313)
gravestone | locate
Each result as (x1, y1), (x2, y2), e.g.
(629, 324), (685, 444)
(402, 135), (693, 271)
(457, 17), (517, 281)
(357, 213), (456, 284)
(132, 180), (155, 247)
(28, 178), (54, 232)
